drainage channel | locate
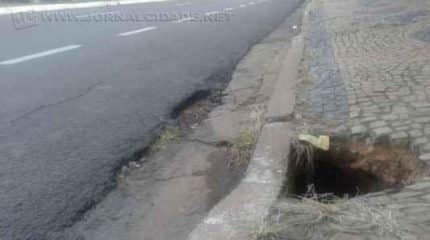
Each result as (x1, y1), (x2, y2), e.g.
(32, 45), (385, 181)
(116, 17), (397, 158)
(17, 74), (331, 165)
(285, 136), (429, 200)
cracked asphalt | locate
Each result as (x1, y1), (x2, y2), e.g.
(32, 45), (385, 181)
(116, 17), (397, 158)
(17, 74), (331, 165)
(0, 0), (303, 239)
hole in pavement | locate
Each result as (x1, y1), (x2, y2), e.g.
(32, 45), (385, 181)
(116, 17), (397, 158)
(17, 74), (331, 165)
(170, 90), (212, 119)
(286, 137), (428, 199)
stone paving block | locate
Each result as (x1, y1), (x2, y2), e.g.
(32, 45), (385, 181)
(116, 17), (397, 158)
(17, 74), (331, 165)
(422, 193), (430, 201)
(413, 137), (428, 146)
(390, 131), (408, 140)
(395, 126), (411, 132)
(405, 213), (430, 223)
(407, 180), (430, 191)
(419, 153), (430, 162)
(409, 129), (424, 138)
(421, 143), (430, 152)
(351, 125), (367, 135)
(411, 102), (430, 108)
(360, 116), (377, 123)
(392, 190), (422, 199)
(415, 117), (430, 124)
(372, 127), (392, 136)
(382, 114), (398, 121)
(350, 111), (360, 118)
(369, 121), (387, 128)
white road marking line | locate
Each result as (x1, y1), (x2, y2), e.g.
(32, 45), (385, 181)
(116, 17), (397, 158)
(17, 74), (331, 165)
(249, 1), (255, 5)
(118, 26), (157, 36)
(0, 45), (81, 65)
(0, 0), (169, 16)
(224, 8), (234, 11)
(176, 2), (191, 6)
(240, 4), (246, 8)
(76, 11), (120, 19)
(174, 17), (195, 23)
(205, 11), (220, 16)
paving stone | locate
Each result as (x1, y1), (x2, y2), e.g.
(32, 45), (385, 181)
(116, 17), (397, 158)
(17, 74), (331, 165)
(390, 131), (408, 140)
(350, 111), (360, 118)
(369, 120), (387, 128)
(409, 129), (424, 138)
(392, 121), (407, 127)
(395, 126), (410, 131)
(407, 181), (430, 191)
(360, 116), (377, 122)
(413, 137), (429, 146)
(351, 125), (367, 135)
(372, 127), (392, 136)
(382, 114), (398, 121)
(421, 143), (430, 152)
(411, 102), (430, 108)
(419, 153), (430, 161)
(422, 193), (430, 201)
(404, 213), (430, 223)
(392, 106), (409, 114)
(415, 117), (430, 124)
(392, 190), (422, 199)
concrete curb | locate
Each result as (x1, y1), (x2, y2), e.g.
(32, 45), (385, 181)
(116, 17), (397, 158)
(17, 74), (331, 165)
(187, 35), (304, 240)
(266, 36), (304, 122)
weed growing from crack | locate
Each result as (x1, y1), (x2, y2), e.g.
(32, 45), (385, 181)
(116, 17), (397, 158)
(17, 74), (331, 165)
(150, 126), (179, 153)
(229, 130), (256, 168)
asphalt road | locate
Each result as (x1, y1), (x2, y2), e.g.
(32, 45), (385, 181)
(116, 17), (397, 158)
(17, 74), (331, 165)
(0, 0), (302, 239)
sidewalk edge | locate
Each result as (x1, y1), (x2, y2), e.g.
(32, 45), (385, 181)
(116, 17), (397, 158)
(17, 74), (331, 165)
(187, 35), (304, 240)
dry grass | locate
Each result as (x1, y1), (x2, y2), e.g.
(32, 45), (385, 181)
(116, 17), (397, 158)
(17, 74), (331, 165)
(289, 138), (315, 170)
(254, 224), (283, 240)
(256, 190), (413, 240)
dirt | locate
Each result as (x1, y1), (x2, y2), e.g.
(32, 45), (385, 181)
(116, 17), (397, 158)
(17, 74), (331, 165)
(344, 142), (427, 186)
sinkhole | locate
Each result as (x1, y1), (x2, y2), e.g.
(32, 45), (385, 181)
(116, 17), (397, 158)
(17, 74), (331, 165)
(286, 137), (428, 199)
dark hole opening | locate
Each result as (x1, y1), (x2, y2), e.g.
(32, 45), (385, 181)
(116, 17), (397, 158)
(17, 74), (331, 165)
(289, 150), (385, 198)
(286, 138), (426, 200)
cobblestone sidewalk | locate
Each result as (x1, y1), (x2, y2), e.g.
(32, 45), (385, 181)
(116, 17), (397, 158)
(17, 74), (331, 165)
(301, 0), (430, 159)
(287, 0), (430, 239)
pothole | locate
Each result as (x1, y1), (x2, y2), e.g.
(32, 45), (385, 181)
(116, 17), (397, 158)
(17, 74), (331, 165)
(286, 137), (428, 199)
(171, 89), (223, 129)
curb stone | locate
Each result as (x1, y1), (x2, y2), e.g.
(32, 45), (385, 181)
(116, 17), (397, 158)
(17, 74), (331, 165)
(266, 36), (304, 122)
(187, 34), (304, 240)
